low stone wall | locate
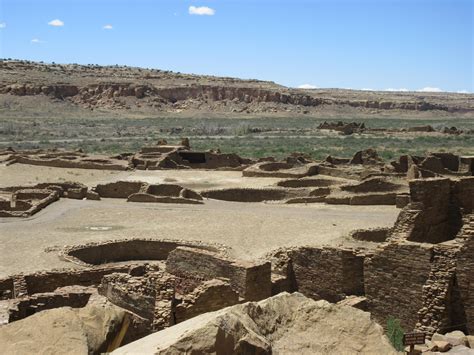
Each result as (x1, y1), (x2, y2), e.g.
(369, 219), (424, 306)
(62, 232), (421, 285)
(201, 188), (289, 202)
(15, 155), (128, 171)
(243, 162), (318, 178)
(8, 288), (93, 322)
(0, 189), (59, 217)
(94, 181), (146, 198)
(351, 228), (390, 242)
(146, 184), (183, 197)
(349, 192), (397, 205)
(21, 264), (146, 295)
(340, 177), (405, 193)
(127, 193), (203, 204)
(277, 178), (340, 188)
(166, 247), (271, 301)
(63, 239), (221, 266)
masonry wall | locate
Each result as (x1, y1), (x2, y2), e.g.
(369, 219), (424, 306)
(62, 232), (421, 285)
(94, 181), (145, 198)
(66, 240), (216, 265)
(0, 278), (14, 299)
(166, 247), (271, 301)
(200, 188), (289, 202)
(456, 215), (474, 334)
(174, 279), (239, 324)
(8, 290), (92, 322)
(285, 247), (365, 303)
(406, 178), (458, 243)
(364, 242), (433, 330)
(23, 264), (145, 294)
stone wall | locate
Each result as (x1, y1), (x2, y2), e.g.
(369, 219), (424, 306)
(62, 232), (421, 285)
(452, 177), (474, 212)
(405, 178), (459, 243)
(456, 215), (474, 334)
(174, 279), (239, 324)
(200, 188), (290, 202)
(15, 155), (128, 170)
(351, 228), (390, 243)
(243, 162), (318, 178)
(8, 287), (93, 322)
(99, 273), (157, 321)
(94, 181), (146, 198)
(64, 239), (219, 266)
(416, 244), (461, 336)
(22, 264), (146, 295)
(364, 242), (433, 330)
(166, 247), (271, 301)
(284, 247), (365, 303)
(0, 278), (14, 300)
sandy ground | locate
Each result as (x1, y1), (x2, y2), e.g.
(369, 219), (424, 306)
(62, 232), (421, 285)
(0, 197), (398, 277)
(0, 164), (279, 190)
(0, 164), (123, 188)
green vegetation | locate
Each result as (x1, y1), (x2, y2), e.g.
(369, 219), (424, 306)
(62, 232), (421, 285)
(1, 116), (473, 160)
(386, 316), (405, 351)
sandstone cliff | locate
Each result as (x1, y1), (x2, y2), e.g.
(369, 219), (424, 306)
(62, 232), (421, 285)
(1, 60), (472, 118)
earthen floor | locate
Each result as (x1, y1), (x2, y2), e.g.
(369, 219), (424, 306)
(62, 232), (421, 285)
(0, 198), (398, 277)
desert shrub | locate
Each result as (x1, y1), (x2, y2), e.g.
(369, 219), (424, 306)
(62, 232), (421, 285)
(386, 316), (404, 351)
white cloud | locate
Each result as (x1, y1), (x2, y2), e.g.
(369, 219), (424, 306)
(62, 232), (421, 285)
(456, 90), (469, 94)
(360, 88), (374, 91)
(385, 88), (409, 92)
(103, 24), (113, 30)
(48, 19), (64, 27)
(0, 22), (6, 29)
(298, 84), (318, 89)
(189, 6), (215, 16)
(31, 38), (42, 44)
(417, 87), (442, 93)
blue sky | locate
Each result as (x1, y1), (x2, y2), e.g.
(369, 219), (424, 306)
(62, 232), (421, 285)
(0, 0), (472, 92)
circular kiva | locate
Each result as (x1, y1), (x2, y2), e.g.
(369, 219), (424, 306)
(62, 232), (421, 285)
(60, 238), (227, 266)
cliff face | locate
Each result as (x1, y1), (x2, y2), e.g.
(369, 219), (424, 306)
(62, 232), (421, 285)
(1, 60), (472, 118)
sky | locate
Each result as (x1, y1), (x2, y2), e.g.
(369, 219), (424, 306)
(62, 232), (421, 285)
(0, 0), (472, 93)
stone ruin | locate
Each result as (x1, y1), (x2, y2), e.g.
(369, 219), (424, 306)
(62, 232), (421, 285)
(131, 141), (252, 170)
(2, 141), (474, 352)
(1, 144), (473, 218)
(318, 121), (366, 135)
(0, 175), (473, 351)
(315, 122), (473, 136)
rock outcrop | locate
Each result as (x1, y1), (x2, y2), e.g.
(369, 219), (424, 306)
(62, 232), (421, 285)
(0, 294), (127, 354)
(112, 292), (397, 355)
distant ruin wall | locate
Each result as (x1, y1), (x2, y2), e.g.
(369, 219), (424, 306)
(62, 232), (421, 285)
(15, 156), (128, 171)
(94, 181), (146, 198)
(201, 188), (289, 202)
